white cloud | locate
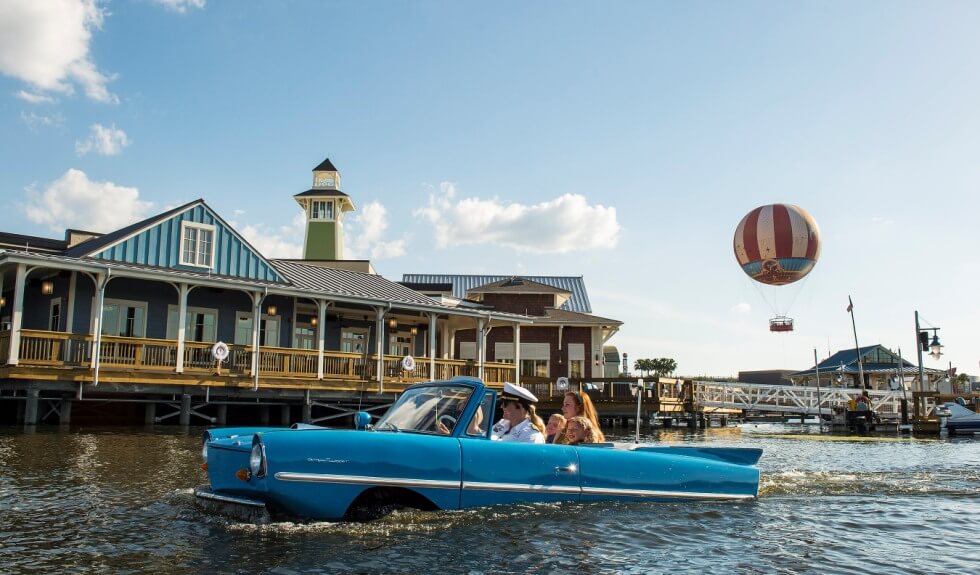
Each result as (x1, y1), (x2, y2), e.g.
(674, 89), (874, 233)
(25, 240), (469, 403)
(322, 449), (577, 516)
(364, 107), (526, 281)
(730, 302), (752, 314)
(0, 0), (117, 103)
(20, 110), (64, 130)
(413, 182), (620, 253)
(238, 211), (304, 259)
(871, 216), (894, 226)
(75, 123), (129, 156)
(15, 90), (55, 104)
(346, 201), (406, 260)
(150, 0), (206, 14)
(23, 169), (152, 232)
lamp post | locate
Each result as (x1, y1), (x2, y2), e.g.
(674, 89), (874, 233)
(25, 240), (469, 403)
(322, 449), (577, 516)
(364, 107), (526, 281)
(622, 352), (629, 377)
(914, 310), (943, 421)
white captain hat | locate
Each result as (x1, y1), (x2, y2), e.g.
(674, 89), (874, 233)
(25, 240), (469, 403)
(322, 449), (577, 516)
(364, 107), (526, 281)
(501, 382), (538, 406)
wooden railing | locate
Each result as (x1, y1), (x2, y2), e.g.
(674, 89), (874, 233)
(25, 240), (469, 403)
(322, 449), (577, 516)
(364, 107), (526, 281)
(9, 330), (517, 385)
(0, 330), (9, 364)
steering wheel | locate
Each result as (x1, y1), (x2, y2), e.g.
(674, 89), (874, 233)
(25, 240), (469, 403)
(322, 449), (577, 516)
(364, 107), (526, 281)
(437, 414), (457, 432)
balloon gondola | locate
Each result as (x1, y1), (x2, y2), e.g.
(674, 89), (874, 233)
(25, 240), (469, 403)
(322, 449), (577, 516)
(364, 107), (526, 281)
(734, 204), (821, 332)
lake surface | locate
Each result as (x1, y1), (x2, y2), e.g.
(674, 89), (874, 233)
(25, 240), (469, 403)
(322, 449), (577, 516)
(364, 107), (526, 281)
(1, 423), (977, 574)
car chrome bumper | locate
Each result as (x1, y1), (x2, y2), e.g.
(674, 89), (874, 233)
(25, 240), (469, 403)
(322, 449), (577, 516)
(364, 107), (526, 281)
(193, 485), (272, 524)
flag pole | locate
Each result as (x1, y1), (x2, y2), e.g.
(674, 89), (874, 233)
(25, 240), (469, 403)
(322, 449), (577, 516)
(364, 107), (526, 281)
(848, 295), (866, 390)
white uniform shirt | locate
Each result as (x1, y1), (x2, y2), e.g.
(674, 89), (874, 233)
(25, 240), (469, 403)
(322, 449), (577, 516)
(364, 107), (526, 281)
(491, 418), (545, 443)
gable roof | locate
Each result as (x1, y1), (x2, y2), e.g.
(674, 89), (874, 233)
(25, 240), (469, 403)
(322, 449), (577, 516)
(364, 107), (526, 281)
(401, 274), (592, 313)
(313, 158), (338, 172)
(791, 344), (945, 377)
(63, 199), (200, 258)
(468, 277), (572, 295)
(63, 199), (286, 283)
(536, 307), (622, 326)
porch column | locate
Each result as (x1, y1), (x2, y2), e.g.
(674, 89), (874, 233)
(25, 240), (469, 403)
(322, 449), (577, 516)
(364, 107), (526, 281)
(477, 317), (486, 381)
(316, 300), (327, 380)
(441, 324), (451, 359)
(250, 291), (262, 379)
(558, 325), (565, 376)
(175, 283), (189, 374)
(514, 322), (521, 386)
(8, 263), (26, 365)
(91, 272), (108, 386)
(65, 271), (77, 334)
(374, 306), (385, 393)
(428, 313), (437, 381)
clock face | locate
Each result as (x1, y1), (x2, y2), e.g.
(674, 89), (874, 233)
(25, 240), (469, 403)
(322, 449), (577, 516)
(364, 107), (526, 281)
(316, 176), (335, 187)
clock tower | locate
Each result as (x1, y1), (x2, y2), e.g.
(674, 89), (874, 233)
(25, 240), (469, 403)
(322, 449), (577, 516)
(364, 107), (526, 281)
(294, 158), (356, 260)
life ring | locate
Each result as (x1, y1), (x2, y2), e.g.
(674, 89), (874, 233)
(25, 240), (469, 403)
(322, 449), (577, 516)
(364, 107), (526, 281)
(212, 341), (230, 361)
(556, 377), (569, 391)
(401, 355), (416, 371)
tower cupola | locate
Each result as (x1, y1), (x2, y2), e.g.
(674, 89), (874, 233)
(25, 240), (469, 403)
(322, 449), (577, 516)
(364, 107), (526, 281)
(294, 157), (356, 260)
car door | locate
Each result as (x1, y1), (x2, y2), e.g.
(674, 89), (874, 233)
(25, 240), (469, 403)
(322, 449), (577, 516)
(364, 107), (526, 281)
(458, 439), (580, 508)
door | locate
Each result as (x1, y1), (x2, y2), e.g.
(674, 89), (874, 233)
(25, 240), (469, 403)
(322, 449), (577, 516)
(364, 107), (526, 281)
(458, 440), (580, 508)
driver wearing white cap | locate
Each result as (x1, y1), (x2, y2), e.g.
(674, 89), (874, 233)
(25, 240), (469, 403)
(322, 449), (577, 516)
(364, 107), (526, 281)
(491, 382), (546, 443)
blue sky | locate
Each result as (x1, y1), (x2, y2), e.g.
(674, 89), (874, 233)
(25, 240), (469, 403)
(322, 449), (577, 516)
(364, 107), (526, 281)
(1, 0), (977, 378)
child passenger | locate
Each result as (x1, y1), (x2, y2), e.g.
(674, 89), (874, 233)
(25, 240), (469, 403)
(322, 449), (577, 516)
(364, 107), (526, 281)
(545, 414), (566, 444)
(565, 416), (599, 445)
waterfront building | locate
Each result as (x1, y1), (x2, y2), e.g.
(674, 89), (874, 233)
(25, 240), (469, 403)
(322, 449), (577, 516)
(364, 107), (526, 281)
(789, 344), (944, 390)
(0, 159), (563, 424)
(0, 158), (624, 425)
(400, 274), (622, 382)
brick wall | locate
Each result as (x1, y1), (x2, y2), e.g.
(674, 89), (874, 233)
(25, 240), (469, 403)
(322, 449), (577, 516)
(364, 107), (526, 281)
(455, 325), (595, 379)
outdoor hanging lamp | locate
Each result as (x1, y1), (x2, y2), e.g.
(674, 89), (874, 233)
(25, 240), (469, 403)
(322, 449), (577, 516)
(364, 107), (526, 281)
(267, 305), (277, 317)
(929, 335), (943, 359)
(388, 318), (398, 329)
(41, 280), (54, 295)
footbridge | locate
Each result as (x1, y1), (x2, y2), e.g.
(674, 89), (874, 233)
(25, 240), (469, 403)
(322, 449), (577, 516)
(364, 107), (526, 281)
(693, 381), (913, 418)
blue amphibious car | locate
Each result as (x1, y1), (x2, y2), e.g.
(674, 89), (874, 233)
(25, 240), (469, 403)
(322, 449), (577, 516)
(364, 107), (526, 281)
(195, 378), (762, 522)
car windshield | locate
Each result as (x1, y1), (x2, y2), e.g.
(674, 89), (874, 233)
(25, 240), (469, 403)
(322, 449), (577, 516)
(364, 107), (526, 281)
(375, 385), (474, 434)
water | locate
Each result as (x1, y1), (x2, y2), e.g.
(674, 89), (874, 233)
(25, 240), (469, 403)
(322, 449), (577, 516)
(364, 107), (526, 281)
(1, 424), (977, 574)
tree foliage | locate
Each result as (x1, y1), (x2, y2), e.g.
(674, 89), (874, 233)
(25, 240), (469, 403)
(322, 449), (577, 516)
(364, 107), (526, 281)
(633, 357), (677, 377)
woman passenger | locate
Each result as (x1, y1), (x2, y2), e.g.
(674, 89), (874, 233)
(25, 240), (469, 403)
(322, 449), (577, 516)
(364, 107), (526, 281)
(545, 414), (566, 444)
(562, 391), (605, 442)
(565, 416), (598, 445)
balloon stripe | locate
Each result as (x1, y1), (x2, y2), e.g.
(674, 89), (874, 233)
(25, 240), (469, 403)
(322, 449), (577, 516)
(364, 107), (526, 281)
(742, 207), (762, 262)
(803, 209), (820, 260)
(772, 204), (793, 257)
(757, 205), (775, 259)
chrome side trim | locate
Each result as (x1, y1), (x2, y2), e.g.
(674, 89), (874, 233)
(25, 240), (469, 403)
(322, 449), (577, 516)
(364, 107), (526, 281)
(462, 481), (581, 495)
(580, 486), (755, 500)
(274, 472), (461, 490)
(194, 488), (267, 508)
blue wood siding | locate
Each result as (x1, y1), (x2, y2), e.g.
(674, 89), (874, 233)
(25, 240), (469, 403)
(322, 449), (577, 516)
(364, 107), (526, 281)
(88, 204), (284, 283)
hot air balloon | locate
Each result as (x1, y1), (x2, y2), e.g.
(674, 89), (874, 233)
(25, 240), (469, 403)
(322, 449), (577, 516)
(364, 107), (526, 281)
(733, 204), (821, 332)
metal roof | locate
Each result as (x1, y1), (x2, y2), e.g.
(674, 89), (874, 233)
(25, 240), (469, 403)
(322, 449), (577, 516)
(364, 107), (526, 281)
(401, 274), (592, 313)
(63, 199), (202, 258)
(791, 344), (945, 377)
(0, 250), (530, 320)
(537, 307), (622, 326)
(273, 260), (448, 307)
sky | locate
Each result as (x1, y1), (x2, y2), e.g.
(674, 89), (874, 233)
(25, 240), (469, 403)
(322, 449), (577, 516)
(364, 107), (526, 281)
(1, 0), (978, 378)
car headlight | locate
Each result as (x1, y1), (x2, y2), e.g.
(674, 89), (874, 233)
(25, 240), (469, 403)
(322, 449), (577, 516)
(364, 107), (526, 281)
(249, 437), (267, 478)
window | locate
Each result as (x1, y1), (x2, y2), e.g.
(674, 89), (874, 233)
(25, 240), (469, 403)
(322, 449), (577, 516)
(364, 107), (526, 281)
(180, 222), (215, 268)
(495, 342), (550, 376)
(389, 334), (413, 357)
(466, 392), (494, 437)
(568, 343), (584, 378)
(521, 359), (549, 377)
(166, 306), (218, 343)
(311, 200), (334, 221)
(341, 328), (369, 353)
(98, 299), (147, 338)
(49, 298), (62, 331)
(234, 313), (280, 347)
